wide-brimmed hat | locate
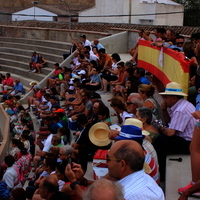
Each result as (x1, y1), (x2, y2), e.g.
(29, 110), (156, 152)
(124, 118), (150, 136)
(115, 125), (145, 140)
(89, 122), (111, 146)
(159, 82), (187, 96)
(29, 81), (38, 86)
(37, 126), (51, 135)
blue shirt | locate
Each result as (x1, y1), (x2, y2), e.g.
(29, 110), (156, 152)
(140, 77), (150, 85)
(95, 43), (104, 50)
(14, 82), (24, 93)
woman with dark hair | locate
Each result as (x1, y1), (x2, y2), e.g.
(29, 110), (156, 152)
(85, 66), (101, 91)
(98, 106), (112, 126)
(49, 87), (60, 104)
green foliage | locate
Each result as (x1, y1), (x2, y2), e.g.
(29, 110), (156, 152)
(173, 0), (200, 26)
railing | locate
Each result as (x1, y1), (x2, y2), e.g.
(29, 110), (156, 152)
(0, 104), (10, 168)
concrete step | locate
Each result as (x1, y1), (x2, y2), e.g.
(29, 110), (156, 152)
(0, 47), (65, 64)
(0, 42), (66, 62)
(0, 59), (53, 76)
(0, 37), (72, 50)
(0, 65), (46, 82)
(0, 70), (38, 90)
(165, 155), (196, 200)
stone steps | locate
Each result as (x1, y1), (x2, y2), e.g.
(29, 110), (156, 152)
(0, 37), (71, 50)
(0, 47), (64, 64)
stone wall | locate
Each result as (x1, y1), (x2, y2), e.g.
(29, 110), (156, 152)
(0, 0), (94, 7)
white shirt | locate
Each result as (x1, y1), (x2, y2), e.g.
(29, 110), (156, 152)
(83, 39), (91, 47)
(3, 166), (22, 190)
(42, 134), (53, 152)
(118, 170), (164, 200)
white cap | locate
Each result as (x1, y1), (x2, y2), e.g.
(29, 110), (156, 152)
(78, 70), (86, 75)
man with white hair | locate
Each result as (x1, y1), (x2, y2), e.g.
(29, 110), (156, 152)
(125, 93), (144, 116)
(83, 179), (124, 200)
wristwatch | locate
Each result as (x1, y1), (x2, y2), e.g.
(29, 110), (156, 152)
(70, 181), (80, 190)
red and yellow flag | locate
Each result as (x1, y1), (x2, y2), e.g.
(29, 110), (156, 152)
(138, 40), (192, 94)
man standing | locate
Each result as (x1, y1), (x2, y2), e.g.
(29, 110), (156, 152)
(80, 35), (91, 47)
(154, 82), (195, 181)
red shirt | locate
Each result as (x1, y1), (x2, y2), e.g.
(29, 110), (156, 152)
(4, 77), (14, 86)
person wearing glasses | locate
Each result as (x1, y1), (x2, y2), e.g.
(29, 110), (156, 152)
(65, 140), (164, 200)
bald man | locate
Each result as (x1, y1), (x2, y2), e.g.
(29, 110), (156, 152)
(33, 176), (70, 200)
(65, 140), (164, 200)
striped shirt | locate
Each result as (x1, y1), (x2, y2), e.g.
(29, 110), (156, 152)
(168, 99), (195, 141)
(118, 170), (165, 200)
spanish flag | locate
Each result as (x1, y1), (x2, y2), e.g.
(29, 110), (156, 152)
(138, 40), (192, 94)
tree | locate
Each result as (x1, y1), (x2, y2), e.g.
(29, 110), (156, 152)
(173, 0), (200, 26)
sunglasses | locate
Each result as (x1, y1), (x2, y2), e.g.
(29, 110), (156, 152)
(59, 153), (66, 156)
(126, 102), (134, 105)
(176, 42), (184, 45)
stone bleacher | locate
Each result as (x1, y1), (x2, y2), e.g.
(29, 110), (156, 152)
(0, 37), (71, 91)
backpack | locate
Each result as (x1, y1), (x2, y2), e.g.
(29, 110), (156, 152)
(0, 181), (10, 199)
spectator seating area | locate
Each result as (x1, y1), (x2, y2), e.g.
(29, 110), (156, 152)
(0, 37), (71, 91)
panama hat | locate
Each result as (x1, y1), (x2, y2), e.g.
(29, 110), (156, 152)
(29, 81), (38, 86)
(159, 82), (187, 96)
(89, 122), (111, 146)
(124, 118), (150, 136)
(115, 125), (145, 140)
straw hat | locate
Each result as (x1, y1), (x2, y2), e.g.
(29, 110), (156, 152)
(124, 118), (142, 128)
(159, 82), (187, 96)
(29, 81), (38, 86)
(124, 118), (150, 136)
(89, 122), (111, 146)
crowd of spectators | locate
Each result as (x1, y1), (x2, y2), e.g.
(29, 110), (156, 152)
(1, 29), (200, 200)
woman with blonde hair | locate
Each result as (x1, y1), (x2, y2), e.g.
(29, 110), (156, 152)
(138, 84), (159, 119)
(143, 30), (153, 42)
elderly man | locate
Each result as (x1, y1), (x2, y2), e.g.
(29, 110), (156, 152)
(83, 179), (124, 200)
(154, 82), (196, 181)
(58, 145), (74, 163)
(93, 39), (104, 50)
(33, 176), (70, 200)
(125, 93), (144, 116)
(65, 140), (164, 200)
(9, 79), (24, 96)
